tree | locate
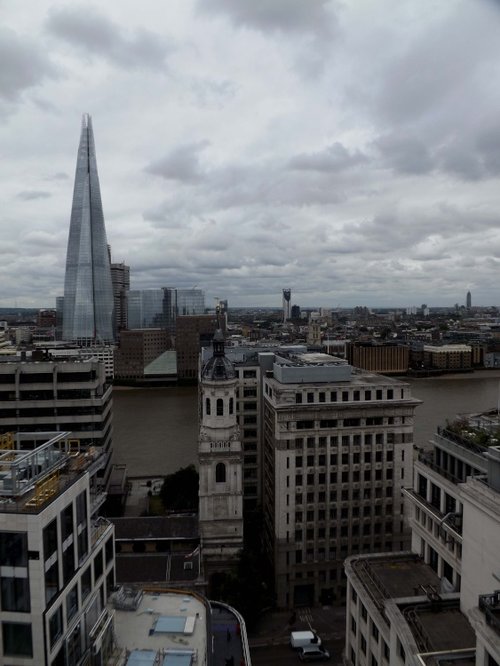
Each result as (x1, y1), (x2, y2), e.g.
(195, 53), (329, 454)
(159, 465), (199, 512)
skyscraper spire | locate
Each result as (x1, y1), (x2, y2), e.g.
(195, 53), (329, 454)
(63, 114), (114, 343)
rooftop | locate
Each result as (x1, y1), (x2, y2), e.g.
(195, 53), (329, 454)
(0, 431), (105, 513)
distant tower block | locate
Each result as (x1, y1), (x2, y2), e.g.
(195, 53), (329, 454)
(466, 291), (472, 309)
(282, 289), (291, 322)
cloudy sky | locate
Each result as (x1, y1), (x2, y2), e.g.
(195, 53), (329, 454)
(2, 0), (500, 308)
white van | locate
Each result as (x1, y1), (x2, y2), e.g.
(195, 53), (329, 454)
(290, 631), (322, 649)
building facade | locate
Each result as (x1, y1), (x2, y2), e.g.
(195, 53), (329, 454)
(0, 356), (113, 488)
(63, 114), (114, 344)
(344, 411), (500, 666)
(176, 314), (218, 381)
(110, 261), (130, 335)
(0, 431), (115, 666)
(113, 329), (169, 381)
(261, 352), (419, 608)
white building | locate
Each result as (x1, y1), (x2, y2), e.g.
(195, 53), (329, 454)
(0, 431), (115, 665)
(261, 351), (420, 608)
(345, 412), (500, 666)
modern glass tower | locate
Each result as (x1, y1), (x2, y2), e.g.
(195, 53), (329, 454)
(63, 114), (114, 344)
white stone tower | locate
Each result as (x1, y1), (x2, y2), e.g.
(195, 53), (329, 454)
(199, 330), (243, 580)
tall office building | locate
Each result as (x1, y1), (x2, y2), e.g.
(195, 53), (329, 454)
(110, 260), (130, 334)
(63, 114), (114, 344)
(466, 290), (472, 309)
(282, 288), (291, 322)
(127, 288), (205, 332)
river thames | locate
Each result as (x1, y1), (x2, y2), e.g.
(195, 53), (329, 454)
(112, 370), (500, 477)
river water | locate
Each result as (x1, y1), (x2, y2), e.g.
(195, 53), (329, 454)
(112, 371), (500, 477)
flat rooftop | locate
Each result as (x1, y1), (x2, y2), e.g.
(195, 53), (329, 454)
(110, 589), (208, 666)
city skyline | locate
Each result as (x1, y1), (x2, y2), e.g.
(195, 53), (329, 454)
(2, 1), (500, 308)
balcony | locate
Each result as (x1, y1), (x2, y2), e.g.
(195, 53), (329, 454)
(479, 591), (500, 637)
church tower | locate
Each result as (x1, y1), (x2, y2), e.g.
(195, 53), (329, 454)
(199, 330), (243, 581)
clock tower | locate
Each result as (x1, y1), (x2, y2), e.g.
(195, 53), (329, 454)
(199, 330), (243, 581)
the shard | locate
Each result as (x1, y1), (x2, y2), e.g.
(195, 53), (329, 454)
(63, 114), (114, 343)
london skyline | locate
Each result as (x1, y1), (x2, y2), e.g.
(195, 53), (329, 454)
(2, 1), (500, 308)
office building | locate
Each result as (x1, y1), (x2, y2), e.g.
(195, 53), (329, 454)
(176, 314), (218, 381)
(466, 290), (472, 309)
(114, 329), (170, 381)
(127, 288), (205, 333)
(110, 260), (130, 335)
(0, 355), (113, 487)
(344, 413), (500, 665)
(260, 351), (419, 608)
(283, 289), (291, 322)
(0, 431), (115, 665)
(199, 331), (244, 582)
(63, 114), (114, 344)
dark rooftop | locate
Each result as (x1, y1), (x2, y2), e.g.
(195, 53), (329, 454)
(111, 515), (199, 540)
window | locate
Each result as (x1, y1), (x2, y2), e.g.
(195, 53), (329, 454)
(295, 393), (303, 404)
(361, 636), (367, 655)
(372, 624), (379, 642)
(1, 577), (30, 612)
(49, 606), (63, 647)
(61, 503), (74, 542)
(216, 463), (226, 483)
(205, 397), (211, 415)
(81, 567), (91, 602)
(2, 622), (33, 657)
(43, 519), (58, 560)
(243, 370), (256, 378)
(67, 584), (78, 623)
(383, 641), (390, 661)
(398, 640), (406, 663)
(63, 543), (75, 585)
(319, 392), (325, 402)
(229, 397), (234, 414)
(216, 398), (224, 416)
(94, 549), (104, 582)
(361, 603), (367, 621)
(0, 532), (27, 567)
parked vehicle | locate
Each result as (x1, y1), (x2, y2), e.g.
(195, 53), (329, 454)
(290, 631), (322, 649)
(298, 646), (330, 662)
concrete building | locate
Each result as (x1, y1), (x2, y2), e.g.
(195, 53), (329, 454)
(467, 290), (472, 309)
(344, 411), (500, 666)
(114, 329), (169, 382)
(283, 289), (291, 322)
(0, 431), (115, 666)
(0, 355), (113, 488)
(261, 351), (420, 608)
(198, 331), (244, 584)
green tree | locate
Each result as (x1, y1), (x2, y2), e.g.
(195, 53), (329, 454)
(159, 465), (199, 511)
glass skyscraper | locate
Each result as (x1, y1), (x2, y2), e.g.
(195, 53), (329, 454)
(63, 114), (114, 344)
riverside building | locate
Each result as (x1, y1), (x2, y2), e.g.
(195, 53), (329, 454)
(0, 431), (115, 665)
(0, 355), (113, 488)
(63, 114), (114, 344)
(344, 411), (500, 666)
(260, 351), (420, 608)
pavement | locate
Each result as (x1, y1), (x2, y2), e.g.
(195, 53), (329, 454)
(248, 605), (346, 649)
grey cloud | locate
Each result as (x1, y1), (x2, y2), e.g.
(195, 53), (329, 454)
(199, 0), (337, 38)
(375, 134), (433, 175)
(438, 123), (500, 181)
(16, 190), (52, 201)
(289, 142), (367, 173)
(46, 6), (172, 70)
(144, 141), (210, 183)
(45, 172), (69, 181)
(0, 27), (57, 103)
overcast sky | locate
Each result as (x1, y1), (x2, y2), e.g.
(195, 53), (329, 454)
(2, 0), (500, 309)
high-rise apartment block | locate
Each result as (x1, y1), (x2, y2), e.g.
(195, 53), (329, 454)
(0, 355), (113, 487)
(261, 352), (419, 608)
(0, 431), (115, 665)
(345, 411), (500, 665)
(63, 115), (114, 344)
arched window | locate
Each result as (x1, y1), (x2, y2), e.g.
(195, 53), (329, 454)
(215, 463), (226, 483)
(229, 397), (234, 415)
(216, 398), (224, 416)
(205, 397), (211, 416)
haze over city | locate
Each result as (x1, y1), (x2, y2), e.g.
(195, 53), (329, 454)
(2, 0), (500, 308)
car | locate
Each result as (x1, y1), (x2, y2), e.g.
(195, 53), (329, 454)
(298, 646), (330, 662)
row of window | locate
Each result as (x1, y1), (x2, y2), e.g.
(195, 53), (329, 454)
(293, 468), (396, 487)
(294, 486), (394, 505)
(291, 432), (411, 448)
(295, 387), (401, 404)
(293, 449), (395, 467)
